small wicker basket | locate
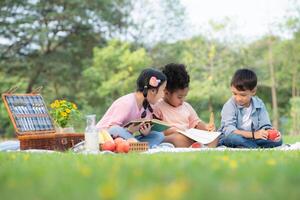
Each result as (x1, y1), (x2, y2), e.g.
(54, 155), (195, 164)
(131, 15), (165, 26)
(129, 142), (148, 152)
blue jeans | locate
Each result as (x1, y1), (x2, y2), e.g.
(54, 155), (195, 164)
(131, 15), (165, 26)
(218, 133), (283, 148)
(107, 126), (164, 148)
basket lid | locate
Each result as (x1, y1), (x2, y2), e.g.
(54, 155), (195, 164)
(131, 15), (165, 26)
(2, 93), (56, 135)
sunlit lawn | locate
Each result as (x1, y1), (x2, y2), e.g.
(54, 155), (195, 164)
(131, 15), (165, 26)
(0, 135), (300, 200)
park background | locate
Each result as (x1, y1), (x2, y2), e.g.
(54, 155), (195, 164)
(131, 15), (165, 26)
(1, 0), (300, 136)
(1, 1), (300, 200)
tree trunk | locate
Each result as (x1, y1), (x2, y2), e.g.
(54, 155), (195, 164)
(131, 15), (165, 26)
(291, 44), (298, 98)
(268, 37), (279, 129)
(26, 66), (43, 93)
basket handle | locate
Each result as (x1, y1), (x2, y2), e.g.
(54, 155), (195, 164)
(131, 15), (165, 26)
(31, 86), (43, 94)
(4, 86), (18, 94)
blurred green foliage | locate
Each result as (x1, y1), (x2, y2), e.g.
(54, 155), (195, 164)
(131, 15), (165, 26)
(1, 0), (300, 137)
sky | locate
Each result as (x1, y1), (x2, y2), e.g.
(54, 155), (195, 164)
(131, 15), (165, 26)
(181, 0), (293, 41)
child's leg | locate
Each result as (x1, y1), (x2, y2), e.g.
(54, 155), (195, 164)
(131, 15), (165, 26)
(255, 138), (283, 148)
(206, 137), (219, 148)
(164, 132), (194, 147)
(107, 125), (134, 139)
(135, 131), (164, 148)
(219, 133), (259, 148)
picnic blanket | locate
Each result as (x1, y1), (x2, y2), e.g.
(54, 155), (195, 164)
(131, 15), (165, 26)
(1, 140), (300, 154)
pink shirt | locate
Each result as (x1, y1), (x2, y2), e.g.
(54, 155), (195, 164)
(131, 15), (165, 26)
(153, 99), (202, 131)
(96, 93), (152, 129)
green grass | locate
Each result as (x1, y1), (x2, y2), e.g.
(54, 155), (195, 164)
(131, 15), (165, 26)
(282, 134), (300, 143)
(1, 135), (300, 200)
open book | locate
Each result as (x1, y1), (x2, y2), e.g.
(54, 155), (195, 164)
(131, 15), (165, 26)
(177, 129), (221, 144)
(124, 119), (171, 132)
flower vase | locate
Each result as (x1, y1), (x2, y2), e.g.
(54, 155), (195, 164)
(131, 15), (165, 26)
(56, 126), (75, 134)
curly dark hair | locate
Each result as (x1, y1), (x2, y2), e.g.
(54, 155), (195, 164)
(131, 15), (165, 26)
(162, 63), (190, 93)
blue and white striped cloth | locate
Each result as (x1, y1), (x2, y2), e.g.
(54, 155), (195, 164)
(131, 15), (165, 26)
(5, 95), (54, 133)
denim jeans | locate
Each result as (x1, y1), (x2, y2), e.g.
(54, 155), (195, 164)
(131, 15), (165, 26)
(107, 125), (164, 148)
(218, 133), (283, 148)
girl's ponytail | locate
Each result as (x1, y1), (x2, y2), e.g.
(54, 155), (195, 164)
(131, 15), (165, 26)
(141, 85), (153, 118)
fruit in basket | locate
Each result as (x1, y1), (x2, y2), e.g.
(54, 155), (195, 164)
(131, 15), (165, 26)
(114, 137), (125, 144)
(102, 141), (116, 152)
(116, 140), (130, 153)
(127, 138), (138, 143)
(102, 130), (114, 142)
(99, 129), (114, 144)
(98, 131), (105, 144)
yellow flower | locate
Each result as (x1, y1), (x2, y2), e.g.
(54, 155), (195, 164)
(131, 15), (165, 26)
(229, 160), (238, 169)
(98, 181), (117, 200)
(54, 101), (60, 108)
(10, 154), (16, 160)
(50, 99), (80, 128)
(72, 103), (77, 110)
(23, 154), (30, 161)
(60, 112), (67, 117)
(221, 155), (229, 161)
(54, 100), (60, 105)
(78, 165), (91, 177)
(267, 159), (277, 166)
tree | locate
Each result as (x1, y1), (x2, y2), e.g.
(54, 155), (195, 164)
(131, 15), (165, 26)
(0, 0), (133, 93)
(81, 40), (152, 116)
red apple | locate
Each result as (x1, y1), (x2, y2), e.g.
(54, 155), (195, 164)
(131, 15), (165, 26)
(127, 138), (138, 143)
(116, 141), (130, 153)
(190, 142), (203, 148)
(114, 137), (125, 145)
(102, 141), (116, 152)
(268, 129), (279, 141)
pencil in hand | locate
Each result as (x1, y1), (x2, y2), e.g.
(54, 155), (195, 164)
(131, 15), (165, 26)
(209, 112), (214, 126)
(207, 112), (215, 132)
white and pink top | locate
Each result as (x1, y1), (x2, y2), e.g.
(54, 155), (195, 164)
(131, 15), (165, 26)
(153, 99), (202, 131)
(96, 93), (152, 129)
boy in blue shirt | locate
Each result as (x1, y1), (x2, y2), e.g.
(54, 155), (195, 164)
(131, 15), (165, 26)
(219, 69), (282, 148)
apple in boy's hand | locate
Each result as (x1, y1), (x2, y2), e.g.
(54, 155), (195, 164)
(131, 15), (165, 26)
(190, 142), (203, 148)
(102, 141), (116, 152)
(116, 141), (130, 153)
(267, 129), (280, 141)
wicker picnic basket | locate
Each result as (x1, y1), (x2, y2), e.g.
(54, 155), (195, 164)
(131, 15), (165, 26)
(2, 88), (84, 151)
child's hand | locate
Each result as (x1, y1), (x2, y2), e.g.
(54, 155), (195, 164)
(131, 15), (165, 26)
(139, 122), (151, 136)
(254, 129), (268, 140)
(164, 127), (178, 136)
(206, 123), (216, 132)
(127, 123), (141, 134)
(274, 131), (282, 142)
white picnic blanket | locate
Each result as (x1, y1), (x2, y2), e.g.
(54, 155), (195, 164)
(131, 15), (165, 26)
(1, 140), (300, 154)
(145, 142), (300, 154)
